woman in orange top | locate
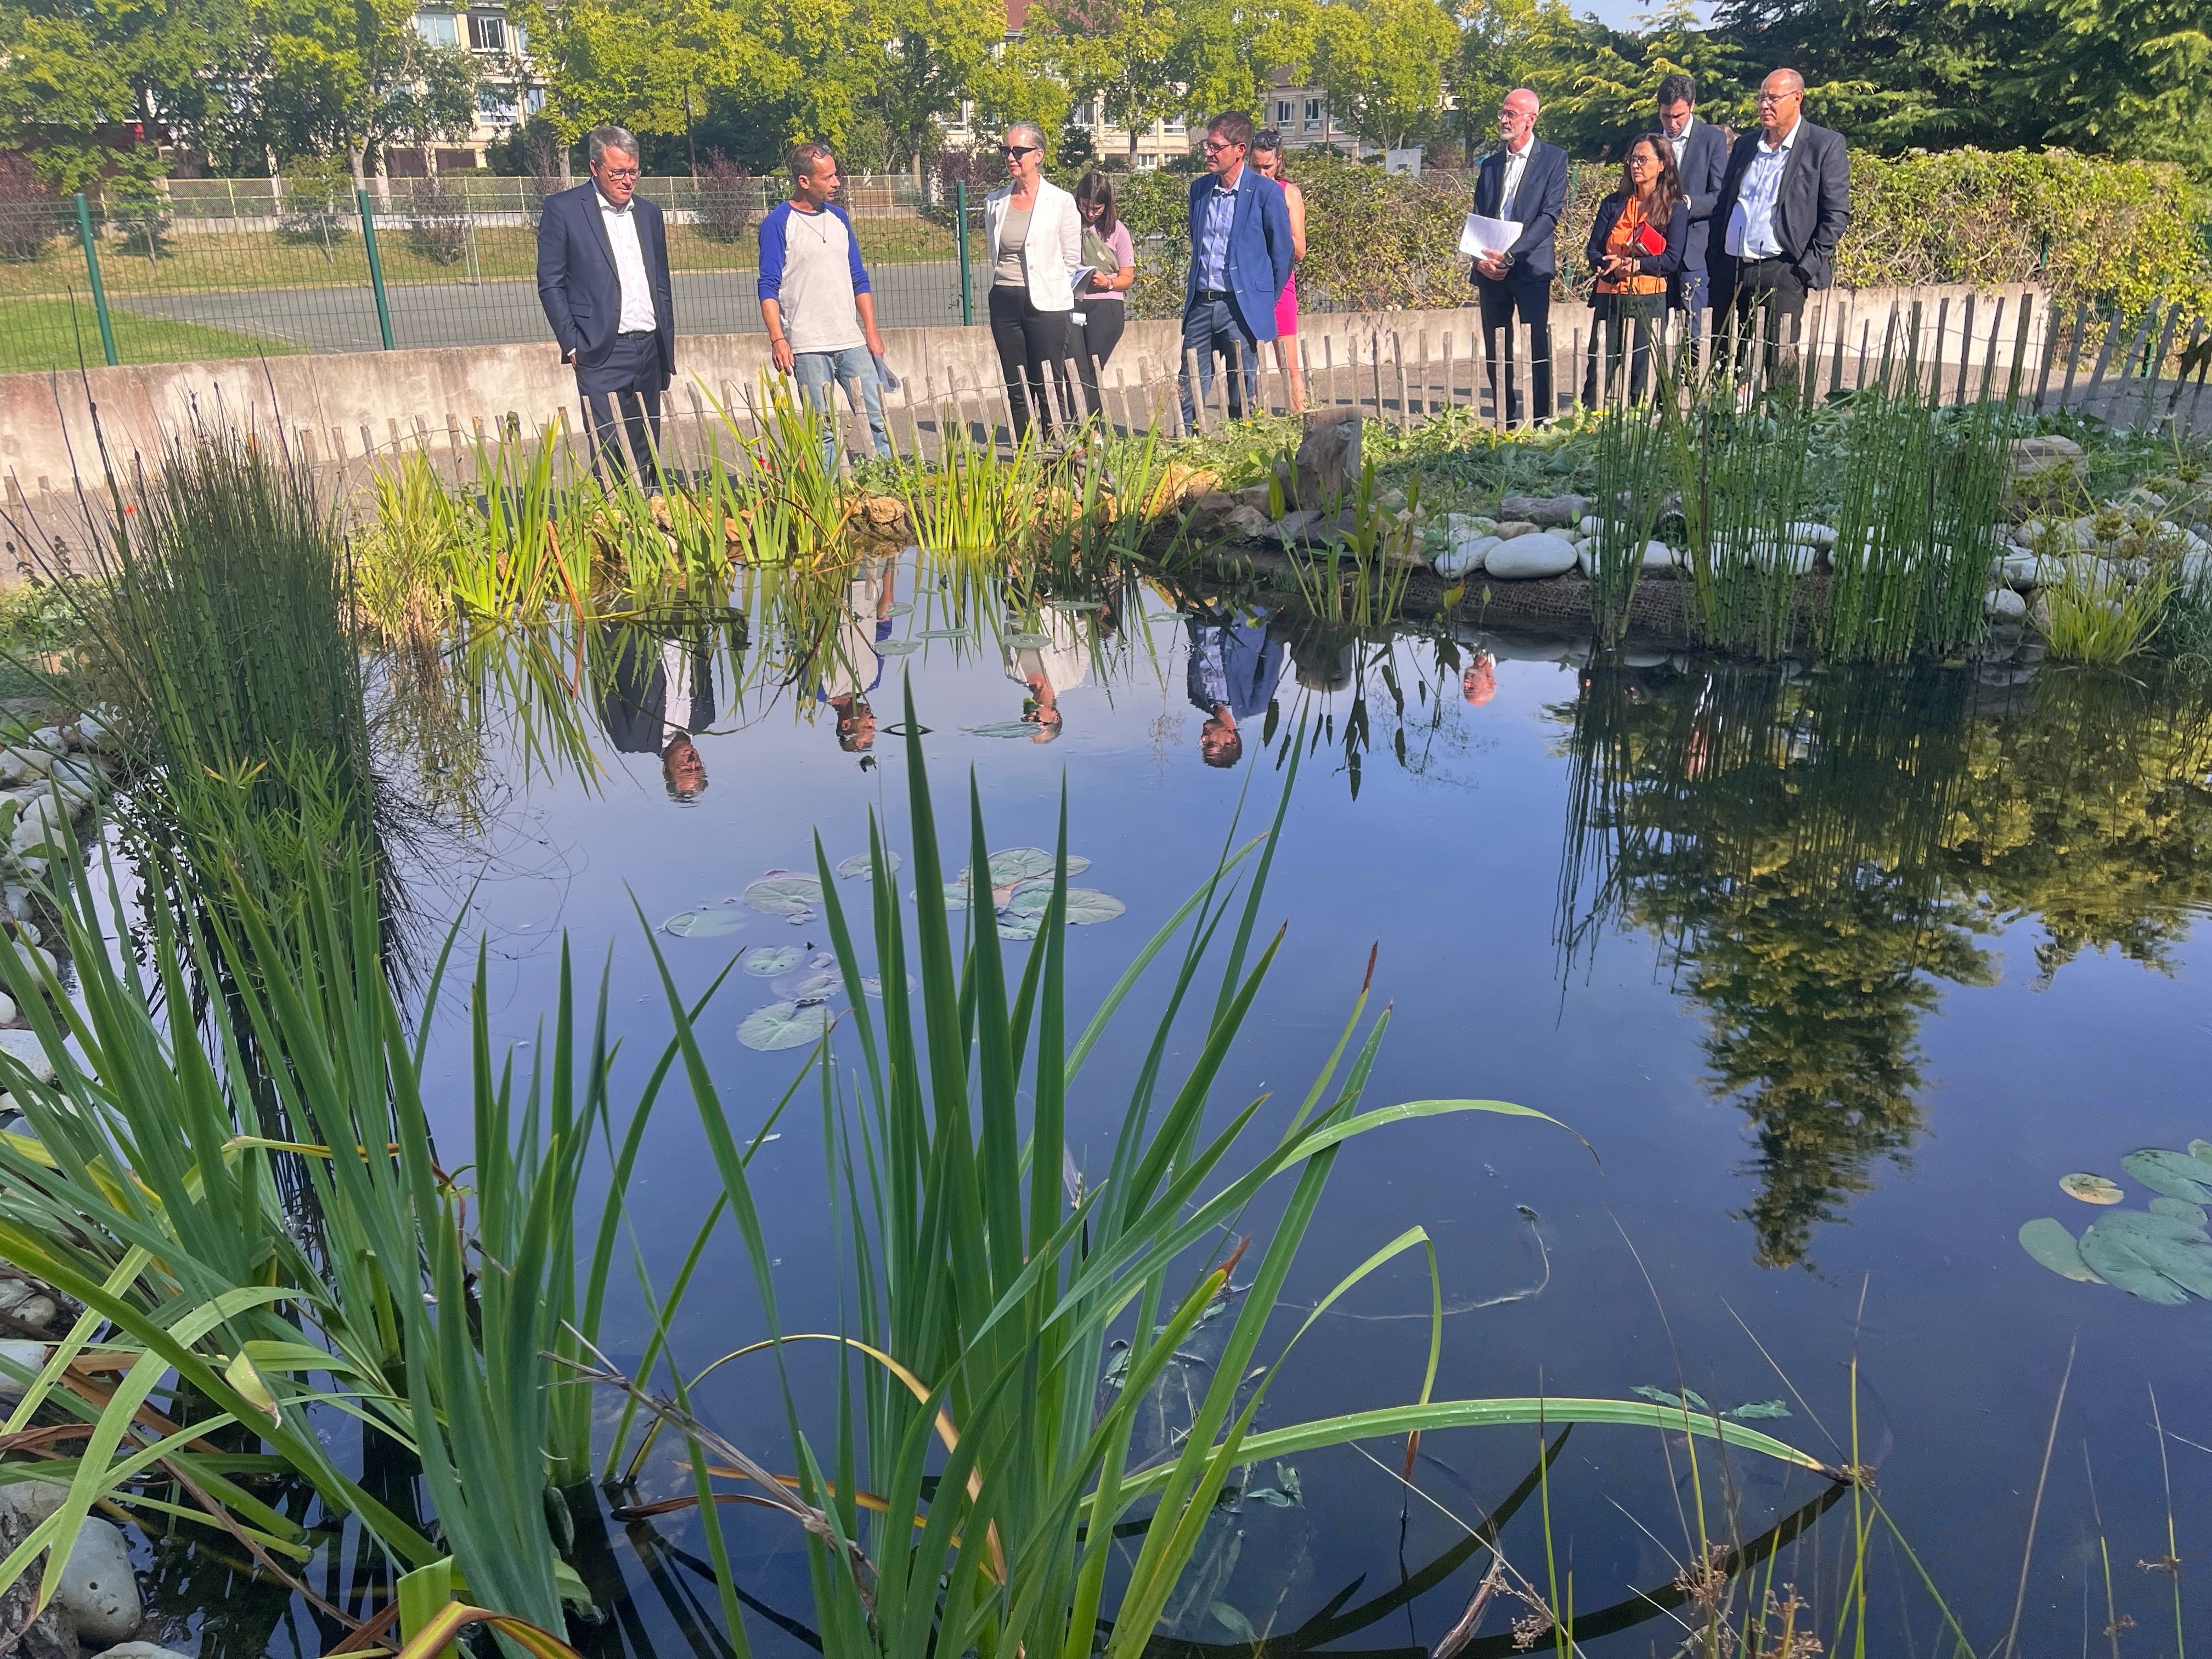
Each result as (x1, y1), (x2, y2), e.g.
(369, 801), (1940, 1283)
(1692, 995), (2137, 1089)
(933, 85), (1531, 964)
(1582, 133), (1688, 403)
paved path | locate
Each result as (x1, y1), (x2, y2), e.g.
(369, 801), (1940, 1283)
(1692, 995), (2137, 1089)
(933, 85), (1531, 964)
(108, 263), (970, 354)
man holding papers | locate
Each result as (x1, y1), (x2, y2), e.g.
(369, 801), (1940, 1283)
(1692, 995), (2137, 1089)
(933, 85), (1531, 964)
(1468, 89), (1567, 426)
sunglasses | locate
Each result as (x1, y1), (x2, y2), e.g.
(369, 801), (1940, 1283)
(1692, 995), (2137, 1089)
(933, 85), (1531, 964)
(1001, 143), (1038, 157)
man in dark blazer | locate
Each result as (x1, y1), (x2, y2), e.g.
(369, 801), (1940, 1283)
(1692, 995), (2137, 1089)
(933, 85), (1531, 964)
(1656, 72), (1728, 326)
(1180, 110), (1295, 427)
(1707, 69), (1851, 381)
(1469, 88), (1567, 426)
(536, 125), (677, 490)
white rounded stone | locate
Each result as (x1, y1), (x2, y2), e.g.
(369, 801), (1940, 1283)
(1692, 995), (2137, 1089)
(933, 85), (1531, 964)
(0, 1338), (49, 1400)
(1483, 532), (1578, 580)
(1984, 587), (2028, 622)
(54, 1516), (140, 1644)
(14, 1295), (55, 1327)
(1786, 521), (1839, 549)
(0, 1478), (67, 1527)
(95, 1645), (195, 1659)
(1433, 535), (1497, 578)
(0, 1028), (58, 1081)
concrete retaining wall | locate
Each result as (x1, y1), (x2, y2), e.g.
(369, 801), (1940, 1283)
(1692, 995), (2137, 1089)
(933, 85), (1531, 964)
(0, 281), (2051, 492)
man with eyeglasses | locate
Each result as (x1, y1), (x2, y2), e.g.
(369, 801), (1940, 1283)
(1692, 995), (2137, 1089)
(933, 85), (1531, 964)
(1180, 111), (1294, 427)
(536, 125), (678, 491)
(1708, 69), (1850, 383)
(1469, 89), (1567, 427)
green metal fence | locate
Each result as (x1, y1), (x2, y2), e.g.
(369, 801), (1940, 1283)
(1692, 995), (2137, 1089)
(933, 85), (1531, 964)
(0, 177), (980, 374)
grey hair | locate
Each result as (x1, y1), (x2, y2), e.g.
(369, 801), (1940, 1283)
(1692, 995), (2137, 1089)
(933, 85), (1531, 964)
(588, 125), (640, 166)
(1006, 120), (1048, 153)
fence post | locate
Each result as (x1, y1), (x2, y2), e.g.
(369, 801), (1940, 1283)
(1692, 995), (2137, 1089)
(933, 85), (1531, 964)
(357, 189), (395, 351)
(956, 181), (974, 328)
(72, 194), (118, 367)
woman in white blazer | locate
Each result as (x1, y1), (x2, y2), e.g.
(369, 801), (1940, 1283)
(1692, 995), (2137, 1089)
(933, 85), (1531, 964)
(984, 121), (1084, 441)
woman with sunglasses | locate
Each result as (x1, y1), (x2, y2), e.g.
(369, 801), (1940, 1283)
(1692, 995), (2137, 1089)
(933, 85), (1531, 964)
(1582, 132), (1686, 403)
(984, 122), (1084, 442)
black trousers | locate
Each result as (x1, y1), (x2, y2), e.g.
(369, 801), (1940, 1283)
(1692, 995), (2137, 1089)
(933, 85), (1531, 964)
(1583, 292), (1665, 404)
(1723, 257), (1809, 385)
(1476, 267), (1553, 426)
(577, 331), (665, 489)
(988, 285), (1074, 441)
(1075, 301), (1126, 420)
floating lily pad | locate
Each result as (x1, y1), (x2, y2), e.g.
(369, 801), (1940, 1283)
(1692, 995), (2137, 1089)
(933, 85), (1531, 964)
(737, 1000), (834, 1052)
(877, 639), (922, 656)
(2192, 1138), (2212, 1164)
(883, 601), (913, 617)
(743, 871), (825, 917)
(2151, 1195), (2211, 1226)
(859, 974), (916, 997)
(911, 884), (972, 911)
(1046, 598), (1105, 613)
(919, 628), (969, 640)
(789, 970), (841, 1000)
(995, 910), (1043, 941)
(744, 945), (803, 975)
(1724, 1400), (1792, 1420)
(967, 848), (1090, 885)
(837, 851), (903, 880)
(1004, 630), (1053, 649)
(662, 907), (744, 938)
(2078, 1210), (2212, 1304)
(2059, 1172), (2125, 1205)
(2123, 1149), (2212, 1204)
(1005, 881), (1124, 926)
(962, 721), (1047, 738)
(2019, 1217), (2102, 1283)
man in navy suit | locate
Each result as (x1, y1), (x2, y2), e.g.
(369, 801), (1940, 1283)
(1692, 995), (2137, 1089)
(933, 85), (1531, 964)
(1657, 73), (1728, 329)
(1708, 69), (1852, 381)
(535, 125), (678, 489)
(1180, 111), (1294, 427)
(1469, 89), (1567, 426)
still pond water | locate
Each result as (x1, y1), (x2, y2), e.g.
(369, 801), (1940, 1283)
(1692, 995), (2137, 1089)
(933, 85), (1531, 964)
(309, 549), (2212, 1654)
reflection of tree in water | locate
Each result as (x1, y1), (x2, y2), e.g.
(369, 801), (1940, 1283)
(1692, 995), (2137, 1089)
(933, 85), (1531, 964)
(1555, 663), (2212, 1269)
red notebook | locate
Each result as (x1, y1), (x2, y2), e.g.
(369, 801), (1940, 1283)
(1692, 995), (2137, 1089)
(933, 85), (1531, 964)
(1630, 221), (1667, 258)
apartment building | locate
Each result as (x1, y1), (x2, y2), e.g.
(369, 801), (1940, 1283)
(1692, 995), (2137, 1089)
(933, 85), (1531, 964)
(394, 2), (544, 174)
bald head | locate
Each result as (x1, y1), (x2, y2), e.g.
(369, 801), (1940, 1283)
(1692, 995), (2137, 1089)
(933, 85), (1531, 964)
(1498, 88), (1539, 148)
(1757, 68), (1805, 139)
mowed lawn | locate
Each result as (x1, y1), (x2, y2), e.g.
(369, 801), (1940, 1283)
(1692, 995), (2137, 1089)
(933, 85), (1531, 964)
(0, 298), (299, 374)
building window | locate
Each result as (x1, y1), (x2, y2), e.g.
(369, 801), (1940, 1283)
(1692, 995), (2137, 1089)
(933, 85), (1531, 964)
(1276, 101), (1291, 124)
(1163, 116), (1184, 133)
(524, 86), (544, 114)
(1136, 154), (1159, 170)
(465, 12), (506, 51)
(415, 11), (459, 45)
(1305, 98), (1323, 126)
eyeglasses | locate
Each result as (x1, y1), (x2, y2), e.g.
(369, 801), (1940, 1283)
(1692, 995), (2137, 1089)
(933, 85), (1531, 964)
(1756, 91), (1799, 103)
(1201, 139), (1242, 154)
(1001, 144), (1038, 157)
(598, 166), (640, 179)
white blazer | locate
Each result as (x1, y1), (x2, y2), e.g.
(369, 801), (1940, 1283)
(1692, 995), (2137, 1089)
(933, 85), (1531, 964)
(984, 178), (1083, 313)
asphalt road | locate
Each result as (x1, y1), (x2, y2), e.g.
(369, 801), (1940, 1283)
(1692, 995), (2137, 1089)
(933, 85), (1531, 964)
(108, 262), (970, 354)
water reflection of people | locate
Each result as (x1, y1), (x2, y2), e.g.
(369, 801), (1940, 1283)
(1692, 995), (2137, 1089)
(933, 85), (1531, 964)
(598, 625), (716, 800)
(1002, 610), (1091, 741)
(819, 559), (894, 752)
(1185, 605), (1284, 768)
(1462, 650), (1497, 706)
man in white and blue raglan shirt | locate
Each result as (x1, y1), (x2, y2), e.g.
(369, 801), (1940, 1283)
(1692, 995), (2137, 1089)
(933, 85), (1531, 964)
(758, 143), (892, 467)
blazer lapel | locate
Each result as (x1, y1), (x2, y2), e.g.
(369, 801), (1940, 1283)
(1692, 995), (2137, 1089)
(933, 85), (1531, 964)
(583, 188), (617, 275)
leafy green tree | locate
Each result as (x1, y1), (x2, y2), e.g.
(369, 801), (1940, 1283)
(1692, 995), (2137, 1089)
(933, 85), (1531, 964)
(1310, 0), (1458, 151)
(255, 0), (478, 187)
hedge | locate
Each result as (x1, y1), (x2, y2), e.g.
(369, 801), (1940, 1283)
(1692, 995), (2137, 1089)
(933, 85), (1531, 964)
(1084, 148), (2212, 323)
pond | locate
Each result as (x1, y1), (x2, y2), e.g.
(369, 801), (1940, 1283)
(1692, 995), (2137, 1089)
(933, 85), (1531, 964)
(185, 541), (2209, 1656)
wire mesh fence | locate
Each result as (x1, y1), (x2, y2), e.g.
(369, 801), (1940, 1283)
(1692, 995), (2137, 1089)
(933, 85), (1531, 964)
(0, 177), (981, 373)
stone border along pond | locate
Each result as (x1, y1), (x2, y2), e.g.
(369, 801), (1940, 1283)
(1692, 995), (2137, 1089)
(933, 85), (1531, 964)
(0, 713), (161, 1659)
(1172, 411), (2210, 656)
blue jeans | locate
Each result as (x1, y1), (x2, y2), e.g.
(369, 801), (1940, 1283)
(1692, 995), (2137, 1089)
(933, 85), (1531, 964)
(1179, 296), (1261, 427)
(793, 346), (890, 470)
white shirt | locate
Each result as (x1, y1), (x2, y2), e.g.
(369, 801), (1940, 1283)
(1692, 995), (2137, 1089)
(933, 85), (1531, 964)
(1725, 120), (1798, 260)
(1498, 137), (1534, 217)
(1663, 115), (1696, 206)
(598, 189), (657, 333)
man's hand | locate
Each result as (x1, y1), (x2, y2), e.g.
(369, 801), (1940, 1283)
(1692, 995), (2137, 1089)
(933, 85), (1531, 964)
(562, 348), (575, 364)
(864, 328), (887, 361)
(770, 336), (795, 374)
(1476, 251), (1510, 281)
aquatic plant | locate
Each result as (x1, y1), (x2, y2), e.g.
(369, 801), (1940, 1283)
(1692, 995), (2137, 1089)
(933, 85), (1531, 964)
(353, 449), (465, 641)
(2039, 558), (2170, 663)
(1285, 458), (1417, 631)
(1585, 399), (1673, 648)
(899, 416), (1054, 557)
(2021, 1139), (2212, 1301)
(1668, 391), (1818, 660)
(702, 376), (855, 566)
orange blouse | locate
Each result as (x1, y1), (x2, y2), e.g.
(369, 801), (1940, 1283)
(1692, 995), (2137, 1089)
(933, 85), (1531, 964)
(1596, 197), (1668, 297)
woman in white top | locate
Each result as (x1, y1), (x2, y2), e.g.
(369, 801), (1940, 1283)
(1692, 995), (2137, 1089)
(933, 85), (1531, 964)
(984, 121), (1084, 442)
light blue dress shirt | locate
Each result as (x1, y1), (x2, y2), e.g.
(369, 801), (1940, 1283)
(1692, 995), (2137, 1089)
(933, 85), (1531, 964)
(1199, 176), (1239, 291)
(1725, 120), (1798, 259)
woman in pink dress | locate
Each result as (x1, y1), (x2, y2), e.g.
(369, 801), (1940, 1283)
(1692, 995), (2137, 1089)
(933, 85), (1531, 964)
(1251, 131), (1308, 412)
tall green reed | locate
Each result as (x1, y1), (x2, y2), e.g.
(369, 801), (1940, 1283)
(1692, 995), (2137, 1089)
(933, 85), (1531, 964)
(1587, 401), (1673, 648)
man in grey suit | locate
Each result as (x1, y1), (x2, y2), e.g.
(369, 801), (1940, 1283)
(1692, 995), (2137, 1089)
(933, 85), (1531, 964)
(1656, 74), (1728, 330)
(535, 125), (678, 489)
(1708, 69), (1851, 382)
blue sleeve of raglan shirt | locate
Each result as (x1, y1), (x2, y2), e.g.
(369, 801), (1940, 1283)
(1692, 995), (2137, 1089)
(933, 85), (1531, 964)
(830, 205), (872, 295)
(757, 203), (789, 303)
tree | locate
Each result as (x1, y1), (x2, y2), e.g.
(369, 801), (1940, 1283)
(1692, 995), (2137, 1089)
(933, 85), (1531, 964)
(1311, 0), (1457, 152)
(1028, 0), (1181, 162)
(254, 0), (479, 186)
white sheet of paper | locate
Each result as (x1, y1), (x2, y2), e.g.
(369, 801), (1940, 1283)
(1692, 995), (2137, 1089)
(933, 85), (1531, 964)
(1460, 213), (1523, 258)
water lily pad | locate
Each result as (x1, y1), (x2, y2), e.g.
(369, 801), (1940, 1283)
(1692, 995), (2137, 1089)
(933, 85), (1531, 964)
(883, 601), (913, 617)
(962, 721), (1047, 738)
(737, 1000), (834, 1052)
(1724, 1400), (1792, 1420)
(2123, 1149), (2212, 1204)
(2059, 1172), (2125, 1205)
(743, 871), (825, 917)
(662, 907), (744, 938)
(968, 847), (1090, 885)
(789, 970), (841, 1000)
(2151, 1195), (2210, 1226)
(2191, 1139), (2212, 1164)
(911, 884), (971, 911)
(919, 628), (969, 640)
(1047, 598), (1105, 612)
(1004, 630), (1053, 649)
(2078, 1210), (2212, 1304)
(2018, 1217), (2102, 1283)
(1006, 881), (1124, 926)
(877, 639), (922, 656)
(859, 974), (916, 997)
(995, 910), (1043, 941)
(837, 851), (904, 880)
(744, 945), (803, 976)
